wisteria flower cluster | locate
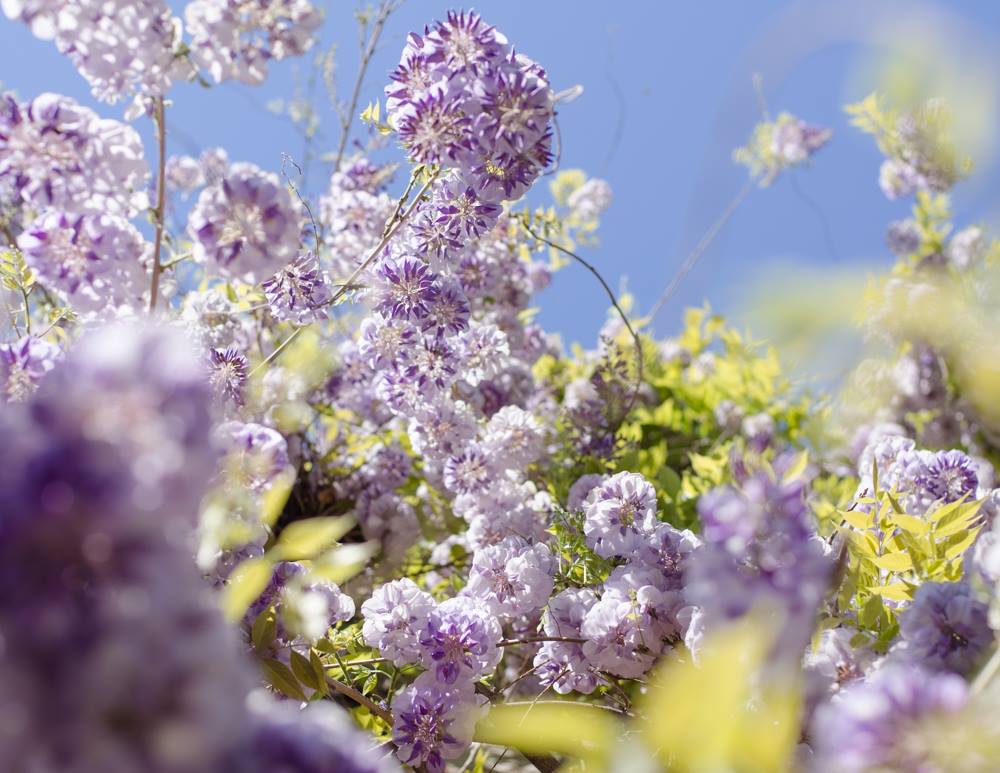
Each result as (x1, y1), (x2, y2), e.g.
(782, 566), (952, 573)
(5, 3), (1000, 773)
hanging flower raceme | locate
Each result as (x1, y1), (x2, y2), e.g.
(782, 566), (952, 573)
(187, 162), (303, 284)
(0, 92), (149, 216)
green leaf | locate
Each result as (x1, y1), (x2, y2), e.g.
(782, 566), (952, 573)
(290, 649), (320, 691)
(781, 450), (809, 485)
(273, 515), (355, 561)
(890, 512), (929, 536)
(944, 528), (981, 561)
(262, 658), (308, 701)
(842, 509), (874, 531)
(860, 595), (883, 628)
(222, 556), (274, 622)
(362, 672), (378, 696)
(871, 552), (914, 573)
(870, 583), (912, 602)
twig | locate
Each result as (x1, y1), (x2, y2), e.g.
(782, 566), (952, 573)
(281, 152), (322, 253)
(148, 97), (168, 312)
(647, 178), (753, 322)
(333, 0), (397, 172)
(521, 220), (644, 420)
(972, 643), (1000, 694)
(248, 170), (438, 378)
(474, 683), (562, 773)
(499, 636), (587, 646)
(326, 675), (393, 725)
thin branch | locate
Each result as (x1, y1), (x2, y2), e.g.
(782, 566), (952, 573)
(333, 0), (398, 172)
(474, 683), (562, 773)
(148, 97), (168, 312)
(647, 178), (753, 322)
(326, 675), (393, 725)
(498, 636), (587, 646)
(249, 170), (438, 378)
(521, 220), (644, 420)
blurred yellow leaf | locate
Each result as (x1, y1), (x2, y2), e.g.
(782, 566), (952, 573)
(222, 555), (274, 622)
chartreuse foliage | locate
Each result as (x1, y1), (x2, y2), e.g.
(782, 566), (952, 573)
(476, 617), (800, 773)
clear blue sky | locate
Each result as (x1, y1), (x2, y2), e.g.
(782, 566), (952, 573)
(3, 0), (1000, 345)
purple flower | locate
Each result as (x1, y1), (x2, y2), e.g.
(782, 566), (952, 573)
(810, 665), (968, 772)
(188, 162), (302, 284)
(481, 404), (544, 468)
(418, 596), (502, 684)
(425, 10), (505, 74)
(580, 592), (656, 679)
(887, 219), (922, 256)
(915, 449), (979, 505)
(535, 588), (600, 694)
(361, 579), (437, 667)
(242, 691), (399, 773)
(358, 317), (418, 371)
(422, 279), (470, 336)
(216, 421), (290, 495)
(395, 88), (473, 166)
(0, 335), (60, 401)
(443, 444), (495, 495)
(879, 158), (923, 200)
(262, 252), (332, 325)
(18, 210), (148, 312)
(457, 322), (509, 385)
(355, 491), (421, 562)
(185, 0), (322, 86)
(401, 334), (460, 398)
(208, 345), (248, 408)
(582, 471), (658, 559)
(771, 116), (832, 165)
(475, 65), (553, 152)
(280, 574), (356, 643)
(391, 673), (485, 773)
(686, 469), (833, 661)
(462, 536), (554, 620)
(13, 1), (186, 108)
(0, 92), (149, 216)
(432, 175), (503, 240)
(0, 323), (216, 527)
(893, 581), (991, 675)
(635, 522), (701, 591)
(371, 255), (440, 323)
(803, 627), (877, 706)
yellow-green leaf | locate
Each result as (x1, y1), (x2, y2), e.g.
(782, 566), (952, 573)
(273, 515), (355, 561)
(871, 552), (914, 573)
(870, 583), (912, 602)
(222, 556), (274, 622)
(262, 658), (308, 701)
(890, 512), (929, 536)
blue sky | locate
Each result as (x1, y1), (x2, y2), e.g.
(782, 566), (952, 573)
(3, 0), (1000, 346)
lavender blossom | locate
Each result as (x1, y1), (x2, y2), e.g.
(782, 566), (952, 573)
(0, 334), (59, 401)
(582, 471), (659, 559)
(810, 665), (969, 772)
(242, 690), (399, 773)
(462, 536), (554, 620)
(535, 588), (601, 694)
(418, 596), (502, 684)
(391, 673), (486, 773)
(893, 581), (991, 675)
(262, 252), (332, 324)
(208, 345), (248, 408)
(188, 162), (302, 284)
(361, 579), (437, 667)
(185, 0), (322, 86)
(0, 92), (149, 216)
(216, 421), (291, 496)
